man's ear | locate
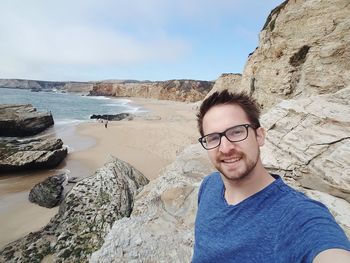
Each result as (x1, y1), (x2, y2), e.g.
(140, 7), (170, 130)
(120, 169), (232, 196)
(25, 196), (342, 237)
(256, 127), (266, 146)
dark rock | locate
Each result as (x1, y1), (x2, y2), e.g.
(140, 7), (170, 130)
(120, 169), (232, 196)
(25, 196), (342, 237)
(0, 138), (68, 173)
(90, 113), (133, 121)
(29, 174), (66, 208)
(0, 157), (149, 262)
(0, 104), (54, 137)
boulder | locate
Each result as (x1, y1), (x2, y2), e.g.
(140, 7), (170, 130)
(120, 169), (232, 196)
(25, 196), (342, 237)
(0, 104), (54, 136)
(0, 157), (149, 263)
(90, 145), (212, 262)
(29, 174), (66, 208)
(0, 137), (67, 172)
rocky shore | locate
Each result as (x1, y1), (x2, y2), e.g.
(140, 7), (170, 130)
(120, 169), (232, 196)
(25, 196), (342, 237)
(0, 0), (349, 262)
(0, 157), (149, 262)
(0, 104), (54, 137)
(0, 104), (67, 173)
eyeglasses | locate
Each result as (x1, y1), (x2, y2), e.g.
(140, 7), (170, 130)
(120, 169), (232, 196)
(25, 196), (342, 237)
(198, 124), (256, 150)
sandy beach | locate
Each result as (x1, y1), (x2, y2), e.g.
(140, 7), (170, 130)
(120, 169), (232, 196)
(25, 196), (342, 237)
(0, 97), (200, 248)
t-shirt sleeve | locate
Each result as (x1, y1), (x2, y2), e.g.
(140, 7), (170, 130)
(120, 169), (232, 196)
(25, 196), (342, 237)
(276, 199), (350, 263)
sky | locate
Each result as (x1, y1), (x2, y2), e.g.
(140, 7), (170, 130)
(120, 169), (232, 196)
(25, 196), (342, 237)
(0, 0), (283, 82)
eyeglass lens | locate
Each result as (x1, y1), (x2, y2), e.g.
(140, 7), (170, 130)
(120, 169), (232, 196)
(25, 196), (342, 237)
(201, 125), (248, 149)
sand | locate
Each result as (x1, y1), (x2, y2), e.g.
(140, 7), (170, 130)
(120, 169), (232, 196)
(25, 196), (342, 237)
(0, 97), (200, 248)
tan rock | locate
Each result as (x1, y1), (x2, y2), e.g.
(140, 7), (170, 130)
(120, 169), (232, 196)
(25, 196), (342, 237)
(237, 0), (350, 111)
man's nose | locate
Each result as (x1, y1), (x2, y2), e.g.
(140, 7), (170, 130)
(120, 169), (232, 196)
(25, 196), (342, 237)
(219, 135), (235, 153)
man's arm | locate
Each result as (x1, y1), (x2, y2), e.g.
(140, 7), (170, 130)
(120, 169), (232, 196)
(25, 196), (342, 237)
(313, 248), (350, 263)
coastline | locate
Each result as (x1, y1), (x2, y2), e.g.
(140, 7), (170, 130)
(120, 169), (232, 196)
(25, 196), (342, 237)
(72, 97), (199, 180)
(0, 97), (199, 248)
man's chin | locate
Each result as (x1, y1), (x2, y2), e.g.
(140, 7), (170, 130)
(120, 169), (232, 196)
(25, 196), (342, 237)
(219, 168), (248, 182)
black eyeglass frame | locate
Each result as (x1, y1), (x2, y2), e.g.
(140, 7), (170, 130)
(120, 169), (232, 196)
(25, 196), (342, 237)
(198, 124), (257, 150)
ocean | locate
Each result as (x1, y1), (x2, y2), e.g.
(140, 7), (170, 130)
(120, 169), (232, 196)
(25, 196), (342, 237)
(0, 87), (141, 123)
(0, 88), (146, 248)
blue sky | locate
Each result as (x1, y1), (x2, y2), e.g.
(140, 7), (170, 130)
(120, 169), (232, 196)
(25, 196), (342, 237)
(0, 0), (283, 82)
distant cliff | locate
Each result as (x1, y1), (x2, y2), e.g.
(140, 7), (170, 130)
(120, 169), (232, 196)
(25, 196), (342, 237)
(89, 79), (214, 102)
(0, 78), (214, 102)
(0, 79), (94, 93)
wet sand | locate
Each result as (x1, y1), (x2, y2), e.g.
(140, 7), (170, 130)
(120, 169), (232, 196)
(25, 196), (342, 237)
(0, 97), (199, 248)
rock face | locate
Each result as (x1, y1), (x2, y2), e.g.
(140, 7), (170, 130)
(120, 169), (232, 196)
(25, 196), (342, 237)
(90, 145), (212, 263)
(0, 104), (54, 137)
(204, 73), (242, 98)
(0, 137), (67, 172)
(91, 0), (350, 262)
(226, 0), (350, 111)
(89, 79), (214, 102)
(260, 87), (350, 235)
(0, 157), (149, 263)
(0, 79), (94, 93)
(29, 174), (66, 208)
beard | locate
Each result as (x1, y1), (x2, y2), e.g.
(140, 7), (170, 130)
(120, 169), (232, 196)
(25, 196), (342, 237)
(216, 148), (260, 182)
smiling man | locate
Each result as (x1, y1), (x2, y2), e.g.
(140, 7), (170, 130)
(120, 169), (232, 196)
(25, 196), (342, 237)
(192, 90), (350, 263)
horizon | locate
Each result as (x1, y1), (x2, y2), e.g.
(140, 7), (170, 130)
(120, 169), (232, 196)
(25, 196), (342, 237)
(0, 0), (283, 82)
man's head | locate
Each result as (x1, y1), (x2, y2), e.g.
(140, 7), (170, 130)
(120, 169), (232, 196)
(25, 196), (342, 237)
(197, 90), (265, 182)
(197, 90), (261, 137)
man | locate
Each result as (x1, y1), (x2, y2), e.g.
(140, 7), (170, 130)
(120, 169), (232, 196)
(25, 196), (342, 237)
(192, 90), (350, 263)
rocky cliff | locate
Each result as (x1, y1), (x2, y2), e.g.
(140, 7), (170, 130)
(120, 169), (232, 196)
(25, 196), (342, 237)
(91, 0), (350, 262)
(0, 79), (94, 93)
(212, 0), (350, 111)
(89, 79), (214, 102)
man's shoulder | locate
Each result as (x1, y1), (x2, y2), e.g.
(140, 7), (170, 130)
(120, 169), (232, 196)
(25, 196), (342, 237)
(201, 171), (221, 186)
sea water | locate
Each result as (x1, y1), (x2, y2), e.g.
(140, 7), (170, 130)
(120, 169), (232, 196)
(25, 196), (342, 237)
(0, 88), (146, 246)
(0, 87), (141, 123)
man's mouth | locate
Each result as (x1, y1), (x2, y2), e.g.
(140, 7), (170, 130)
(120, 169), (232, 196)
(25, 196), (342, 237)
(222, 157), (241, 163)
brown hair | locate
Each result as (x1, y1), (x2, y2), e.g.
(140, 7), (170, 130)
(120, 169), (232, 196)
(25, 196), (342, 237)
(197, 89), (261, 136)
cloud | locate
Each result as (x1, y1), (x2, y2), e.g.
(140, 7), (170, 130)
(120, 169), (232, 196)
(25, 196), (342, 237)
(0, 0), (283, 80)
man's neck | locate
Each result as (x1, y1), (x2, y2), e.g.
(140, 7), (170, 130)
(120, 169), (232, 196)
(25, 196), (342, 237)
(222, 167), (275, 206)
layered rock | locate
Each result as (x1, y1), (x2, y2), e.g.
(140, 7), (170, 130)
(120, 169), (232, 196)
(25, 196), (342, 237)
(90, 145), (212, 262)
(91, 0), (350, 261)
(204, 73), (242, 98)
(89, 79), (214, 102)
(222, 0), (350, 111)
(0, 157), (149, 263)
(0, 104), (54, 136)
(0, 79), (94, 93)
(0, 137), (67, 172)
(260, 87), (350, 207)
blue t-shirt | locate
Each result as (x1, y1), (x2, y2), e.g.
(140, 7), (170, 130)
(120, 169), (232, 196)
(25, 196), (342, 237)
(192, 173), (350, 263)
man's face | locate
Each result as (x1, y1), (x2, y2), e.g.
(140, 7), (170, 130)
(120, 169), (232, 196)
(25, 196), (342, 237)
(202, 104), (265, 182)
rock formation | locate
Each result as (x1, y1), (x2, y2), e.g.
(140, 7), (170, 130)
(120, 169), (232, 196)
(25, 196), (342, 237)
(0, 79), (94, 93)
(91, 0), (350, 262)
(29, 174), (66, 208)
(0, 104), (54, 137)
(204, 73), (242, 98)
(89, 79), (214, 102)
(0, 137), (67, 172)
(0, 157), (149, 263)
(212, 0), (350, 112)
(90, 145), (212, 262)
